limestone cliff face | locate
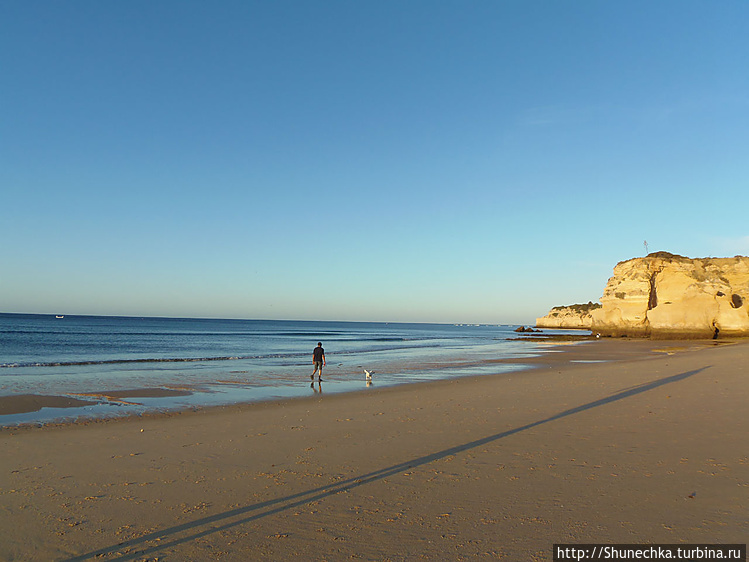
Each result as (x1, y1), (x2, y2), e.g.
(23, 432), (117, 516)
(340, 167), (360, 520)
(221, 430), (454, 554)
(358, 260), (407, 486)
(535, 302), (600, 329)
(537, 253), (749, 337)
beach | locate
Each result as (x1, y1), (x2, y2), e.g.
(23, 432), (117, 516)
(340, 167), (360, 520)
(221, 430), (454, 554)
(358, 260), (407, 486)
(1, 338), (746, 561)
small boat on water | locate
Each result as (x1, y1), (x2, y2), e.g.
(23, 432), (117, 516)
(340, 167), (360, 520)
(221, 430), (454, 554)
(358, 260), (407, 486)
(55, 315), (64, 319)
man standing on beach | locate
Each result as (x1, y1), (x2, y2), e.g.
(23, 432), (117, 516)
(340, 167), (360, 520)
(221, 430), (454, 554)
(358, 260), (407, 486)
(312, 342), (325, 382)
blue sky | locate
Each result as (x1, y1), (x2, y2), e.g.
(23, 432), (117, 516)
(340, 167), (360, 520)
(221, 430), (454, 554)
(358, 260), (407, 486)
(2, 1), (748, 323)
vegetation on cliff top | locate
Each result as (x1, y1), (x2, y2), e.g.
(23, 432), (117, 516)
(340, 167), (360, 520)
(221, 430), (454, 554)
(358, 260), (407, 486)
(617, 251), (689, 266)
(550, 302), (602, 314)
(618, 252), (749, 267)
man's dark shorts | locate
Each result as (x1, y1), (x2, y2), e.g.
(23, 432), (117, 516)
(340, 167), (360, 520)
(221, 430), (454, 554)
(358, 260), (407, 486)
(313, 361), (323, 372)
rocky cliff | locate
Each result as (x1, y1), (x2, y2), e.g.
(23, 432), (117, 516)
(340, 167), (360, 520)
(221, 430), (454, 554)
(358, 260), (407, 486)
(534, 302), (601, 329)
(537, 253), (749, 338)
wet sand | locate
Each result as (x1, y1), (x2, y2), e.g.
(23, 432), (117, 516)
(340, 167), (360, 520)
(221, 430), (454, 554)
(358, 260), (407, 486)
(1, 338), (746, 560)
(0, 389), (196, 417)
(0, 395), (98, 417)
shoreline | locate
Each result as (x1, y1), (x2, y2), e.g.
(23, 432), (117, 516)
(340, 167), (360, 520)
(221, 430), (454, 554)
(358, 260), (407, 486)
(0, 335), (732, 427)
(2, 338), (746, 559)
(0, 333), (586, 425)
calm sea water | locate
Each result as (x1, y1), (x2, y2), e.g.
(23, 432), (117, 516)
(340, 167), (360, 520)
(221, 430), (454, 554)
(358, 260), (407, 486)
(0, 313), (550, 426)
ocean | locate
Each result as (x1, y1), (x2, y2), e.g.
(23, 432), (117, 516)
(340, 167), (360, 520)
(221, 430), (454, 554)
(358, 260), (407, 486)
(0, 313), (552, 426)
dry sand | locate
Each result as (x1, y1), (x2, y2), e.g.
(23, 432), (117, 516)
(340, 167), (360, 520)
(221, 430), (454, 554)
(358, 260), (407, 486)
(1, 339), (746, 561)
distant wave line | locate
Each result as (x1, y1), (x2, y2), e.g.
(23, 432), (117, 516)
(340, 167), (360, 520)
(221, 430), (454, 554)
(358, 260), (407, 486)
(1, 356), (262, 368)
(0, 342), (446, 369)
(0, 330), (443, 342)
(0, 331), (467, 345)
(0, 330), (350, 338)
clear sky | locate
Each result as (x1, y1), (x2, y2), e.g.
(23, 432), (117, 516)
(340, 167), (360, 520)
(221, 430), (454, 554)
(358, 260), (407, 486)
(2, 1), (748, 324)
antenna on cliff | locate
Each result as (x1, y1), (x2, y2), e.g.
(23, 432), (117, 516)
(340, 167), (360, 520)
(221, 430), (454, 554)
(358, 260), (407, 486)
(644, 240), (649, 255)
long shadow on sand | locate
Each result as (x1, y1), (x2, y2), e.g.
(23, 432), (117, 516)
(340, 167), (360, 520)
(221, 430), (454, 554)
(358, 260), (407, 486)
(64, 367), (707, 561)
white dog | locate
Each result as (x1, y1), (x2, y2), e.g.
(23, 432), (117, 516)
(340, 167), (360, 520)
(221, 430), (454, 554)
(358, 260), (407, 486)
(364, 369), (373, 381)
